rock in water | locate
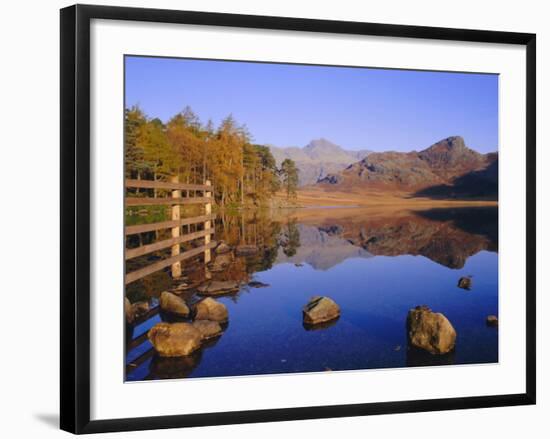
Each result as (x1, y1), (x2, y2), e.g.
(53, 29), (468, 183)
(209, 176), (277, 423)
(457, 276), (472, 290)
(125, 298), (150, 324)
(215, 241), (232, 254)
(248, 281), (270, 288)
(192, 320), (223, 340)
(159, 291), (190, 317)
(125, 297), (134, 324)
(407, 305), (456, 355)
(486, 315), (498, 327)
(148, 322), (202, 357)
(303, 296), (340, 325)
(209, 253), (233, 272)
(132, 301), (149, 317)
(149, 352), (201, 379)
(235, 245), (258, 256)
(173, 282), (191, 292)
(197, 280), (239, 295)
(194, 297), (228, 322)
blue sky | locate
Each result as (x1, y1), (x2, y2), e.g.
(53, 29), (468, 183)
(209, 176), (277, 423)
(125, 56), (498, 153)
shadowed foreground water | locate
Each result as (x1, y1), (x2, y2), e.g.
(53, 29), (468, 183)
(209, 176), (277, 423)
(126, 206), (498, 381)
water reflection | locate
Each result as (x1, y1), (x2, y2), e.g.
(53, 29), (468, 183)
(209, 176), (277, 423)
(125, 206), (498, 381)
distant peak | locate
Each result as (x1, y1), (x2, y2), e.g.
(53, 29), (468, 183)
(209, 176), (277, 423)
(427, 136), (466, 151)
(305, 138), (340, 149)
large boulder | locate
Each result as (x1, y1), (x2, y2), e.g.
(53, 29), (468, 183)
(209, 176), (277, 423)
(159, 291), (190, 317)
(407, 305), (456, 355)
(192, 320), (223, 340)
(148, 322), (202, 357)
(197, 280), (239, 295)
(194, 297), (228, 322)
(235, 245), (258, 256)
(303, 296), (340, 325)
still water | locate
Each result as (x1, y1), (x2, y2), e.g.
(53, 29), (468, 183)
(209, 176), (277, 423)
(126, 206), (498, 381)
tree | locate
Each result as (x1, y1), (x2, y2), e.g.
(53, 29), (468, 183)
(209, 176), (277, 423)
(124, 106), (283, 207)
(280, 158), (299, 199)
(124, 106), (146, 179)
(166, 108), (203, 183)
(139, 118), (171, 191)
(213, 115), (249, 206)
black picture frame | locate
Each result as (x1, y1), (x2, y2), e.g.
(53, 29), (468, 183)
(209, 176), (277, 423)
(60, 4), (536, 434)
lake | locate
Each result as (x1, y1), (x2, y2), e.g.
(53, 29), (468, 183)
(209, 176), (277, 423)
(125, 205), (498, 381)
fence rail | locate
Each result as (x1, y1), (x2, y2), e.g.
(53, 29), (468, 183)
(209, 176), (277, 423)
(125, 229), (214, 260)
(125, 197), (210, 206)
(125, 177), (214, 285)
(125, 242), (217, 284)
(125, 214), (215, 236)
(126, 179), (211, 192)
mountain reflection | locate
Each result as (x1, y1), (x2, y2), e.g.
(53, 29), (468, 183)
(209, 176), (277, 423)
(272, 206), (497, 270)
(126, 206), (497, 305)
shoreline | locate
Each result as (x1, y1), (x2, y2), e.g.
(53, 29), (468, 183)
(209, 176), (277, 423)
(269, 188), (498, 211)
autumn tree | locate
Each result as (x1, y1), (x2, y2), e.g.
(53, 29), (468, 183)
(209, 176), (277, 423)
(243, 144), (280, 205)
(166, 107), (204, 183)
(124, 106), (147, 179)
(124, 106), (284, 208)
(139, 118), (172, 196)
(213, 115), (248, 206)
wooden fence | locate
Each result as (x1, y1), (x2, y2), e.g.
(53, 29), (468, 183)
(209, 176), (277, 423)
(125, 178), (216, 285)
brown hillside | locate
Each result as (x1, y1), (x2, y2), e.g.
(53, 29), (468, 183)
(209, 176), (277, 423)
(317, 136), (497, 198)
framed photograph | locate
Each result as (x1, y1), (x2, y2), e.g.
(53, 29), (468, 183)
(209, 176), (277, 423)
(60, 4), (536, 434)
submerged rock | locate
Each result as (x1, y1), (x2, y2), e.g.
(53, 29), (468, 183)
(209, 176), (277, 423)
(235, 245), (258, 256)
(209, 253), (233, 272)
(248, 281), (270, 288)
(125, 298), (150, 324)
(407, 305), (456, 355)
(486, 315), (499, 327)
(192, 320), (223, 340)
(173, 282), (191, 292)
(457, 276), (472, 290)
(125, 297), (134, 324)
(133, 301), (149, 317)
(303, 296), (341, 325)
(149, 351), (202, 379)
(197, 280), (239, 295)
(303, 316), (340, 331)
(148, 322), (202, 357)
(159, 291), (190, 317)
(215, 241), (232, 254)
(194, 297), (228, 322)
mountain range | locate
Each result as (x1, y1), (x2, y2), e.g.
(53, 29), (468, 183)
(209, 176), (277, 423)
(318, 136), (498, 199)
(269, 138), (372, 186)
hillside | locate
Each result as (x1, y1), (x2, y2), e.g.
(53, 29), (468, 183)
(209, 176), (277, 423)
(317, 136), (498, 199)
(270, 138), (371, 186)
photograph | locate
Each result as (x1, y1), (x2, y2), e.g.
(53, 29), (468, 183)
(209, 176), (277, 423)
(124, 56), (499, 381)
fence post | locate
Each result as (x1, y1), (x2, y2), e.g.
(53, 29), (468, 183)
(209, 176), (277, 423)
(170, 175), (182, 278)
(204, 180), (212, 264)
